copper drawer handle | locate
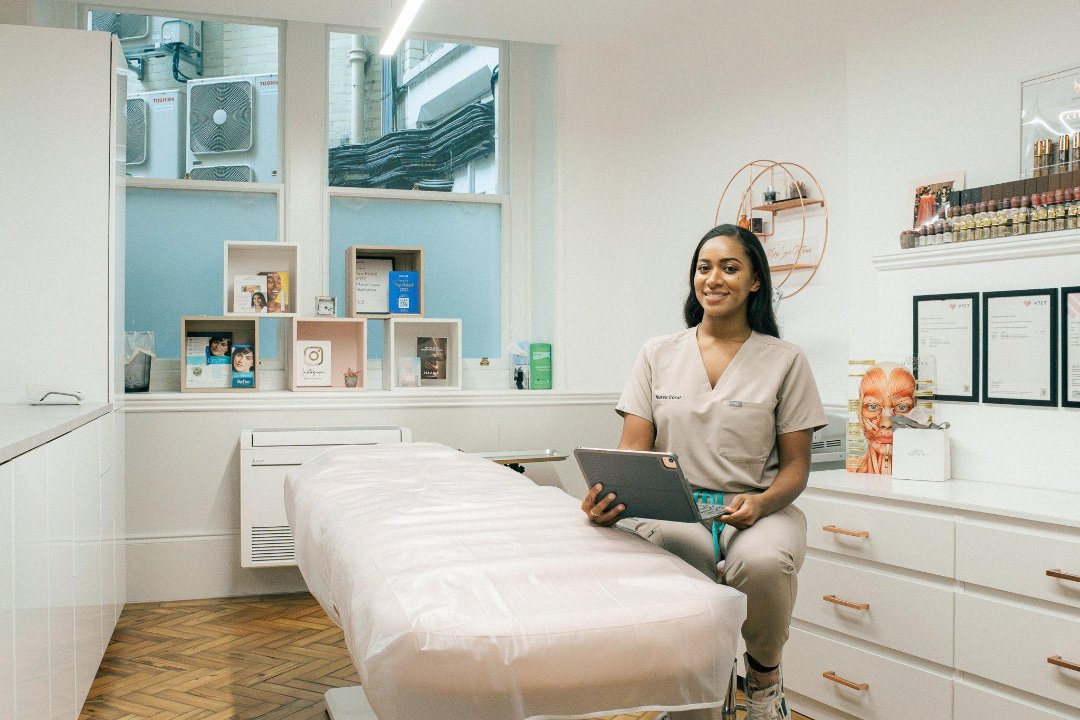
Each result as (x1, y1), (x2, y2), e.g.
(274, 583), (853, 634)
(823, 671), (869, 691)
(823, 594), (870, 611)
(1048, 656), (1080, 673)
(1046, 568), (1080, 583)
(823, 524), (869, 538)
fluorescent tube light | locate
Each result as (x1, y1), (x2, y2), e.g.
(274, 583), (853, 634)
(380, 0), (425, 56)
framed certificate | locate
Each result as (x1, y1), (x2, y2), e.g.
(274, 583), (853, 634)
(913, 292), (979, 402)
(1063, 286), (1080, 408)
(982, 289), (1058, 406)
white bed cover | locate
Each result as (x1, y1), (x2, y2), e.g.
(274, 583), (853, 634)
(285, 443), (746, 720)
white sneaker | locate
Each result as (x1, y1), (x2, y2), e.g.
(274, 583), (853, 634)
(744, 654), (790, 720)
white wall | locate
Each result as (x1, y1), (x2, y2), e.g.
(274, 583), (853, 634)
(555, 1), (851, 402)
(843, 0), (1080, 490)
(123, 398), (619, 602)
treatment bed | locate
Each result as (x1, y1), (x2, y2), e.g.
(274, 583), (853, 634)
(284, 442), (747, 720)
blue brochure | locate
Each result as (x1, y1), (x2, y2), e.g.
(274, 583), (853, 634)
(388, 271), (419, 314)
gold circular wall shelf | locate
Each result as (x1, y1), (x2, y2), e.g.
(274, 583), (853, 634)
(714, 160), (829, 300)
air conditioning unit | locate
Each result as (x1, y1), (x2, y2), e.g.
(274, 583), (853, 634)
(239, 426), (412, 567)
(88, 11), (149, 42)
(127, 89), (186, 179)
(88, 12), (202, 57)
(186, 73), (279, 183)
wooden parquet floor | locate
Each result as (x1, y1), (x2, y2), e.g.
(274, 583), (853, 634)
(80, 592), (806, 720)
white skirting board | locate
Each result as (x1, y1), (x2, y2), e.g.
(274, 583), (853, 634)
(325, 687), (378, 720)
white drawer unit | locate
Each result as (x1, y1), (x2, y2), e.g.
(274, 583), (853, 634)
(240, 426), (411, 567)
(793, 555), (954, 665)
(955, 593), (1080, 710)
(956, 520), (1080, 610)
(786, 626), (953, 720)
(788, 472), (1080, 720)
(800, 494), (954, 577)
(954, 681), (1077, 720)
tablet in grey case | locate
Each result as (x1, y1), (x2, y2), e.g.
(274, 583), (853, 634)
(574, 447), (710, 523)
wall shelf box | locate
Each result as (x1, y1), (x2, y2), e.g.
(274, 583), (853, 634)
(383, 317), (462, 390)
(345, 245), (424, 317)
(288, 317), (367, 391)
(223, 240), (299, 315)
(180, 316), (259, 392)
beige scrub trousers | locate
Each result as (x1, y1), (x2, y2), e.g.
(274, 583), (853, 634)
(615, 329), (827, 668)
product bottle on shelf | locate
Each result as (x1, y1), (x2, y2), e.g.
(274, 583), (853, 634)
(1005, 196), (1019, 237)
(996, 199), (1010, 239)
(1040, 192), (1052, 232)
(917, 225), (928, 247)
(958, 204), (972, 241)
(1001, 197), (1013, 237)
(1053, 189), (1067, 231)
(1014, 195), (1030, 235)
(1031, 194), (1045, 233)
(1069, 187), (1080, 230)
(985, 200), (998, 239)
(943, 207), (956, 243)
(975, 202), (988, 240)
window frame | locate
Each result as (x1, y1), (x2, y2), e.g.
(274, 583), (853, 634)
(324, 25), (513, 365)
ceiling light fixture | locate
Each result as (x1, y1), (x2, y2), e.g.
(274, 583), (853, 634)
(380, 0), (425, 56)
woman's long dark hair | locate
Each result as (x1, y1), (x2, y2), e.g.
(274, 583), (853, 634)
(682, 224), (779, 337)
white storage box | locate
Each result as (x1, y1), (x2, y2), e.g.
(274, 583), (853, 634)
(892, 428), (950, 482)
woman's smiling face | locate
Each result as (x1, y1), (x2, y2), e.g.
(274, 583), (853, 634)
(693, 234), (760, 322)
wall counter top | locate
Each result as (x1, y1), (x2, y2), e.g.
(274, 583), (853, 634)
(0, 401), (112, 464)
(809, 468), (1080, 529)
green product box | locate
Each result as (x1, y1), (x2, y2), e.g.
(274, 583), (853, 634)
(529, 343), (552, 390)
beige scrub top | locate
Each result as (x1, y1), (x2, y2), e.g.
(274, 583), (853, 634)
(616, 329), (827, 494)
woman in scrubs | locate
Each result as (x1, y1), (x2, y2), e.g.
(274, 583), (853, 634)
(582, 224), (826, 720)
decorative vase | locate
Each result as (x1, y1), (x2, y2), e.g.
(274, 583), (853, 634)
(345, 376), (358, 388)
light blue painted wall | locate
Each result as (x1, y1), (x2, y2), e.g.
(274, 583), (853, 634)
(329, 196), (502, 359)
(126, 187), (280, 359)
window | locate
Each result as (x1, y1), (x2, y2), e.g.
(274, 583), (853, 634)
(328, 32), (499, 193)
(86, 9), (280, 183)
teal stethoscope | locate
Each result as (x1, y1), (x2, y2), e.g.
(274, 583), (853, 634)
(692, 489), (726, 562)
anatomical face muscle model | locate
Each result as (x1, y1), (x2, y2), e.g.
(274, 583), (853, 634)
(850, 362), (916, 475)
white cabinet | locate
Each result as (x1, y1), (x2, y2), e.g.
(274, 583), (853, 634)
(789, 471), (1080, 720)
(0, 25), (125, 405)
(13, 447), (50, 720)
(48, 429), (78, 720)
(3, 410), (124, 720)
(0, 462), (14, 720)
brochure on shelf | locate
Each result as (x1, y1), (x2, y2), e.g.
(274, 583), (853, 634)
(231, 344), (256, 388)
(417, 336), (448, 380)
(389, 271), (419, 314)
(233, 275), (267, 313)
(296, 340), (332, 387)
(529, 343), (552, 390)
(185, 332), (232, 389)
(259, 270), (289, 313)
(354, 258), (393, 313)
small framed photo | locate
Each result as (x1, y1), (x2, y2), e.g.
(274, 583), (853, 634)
(316, 296), (337, 317)
(911, 170), (964, 230)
